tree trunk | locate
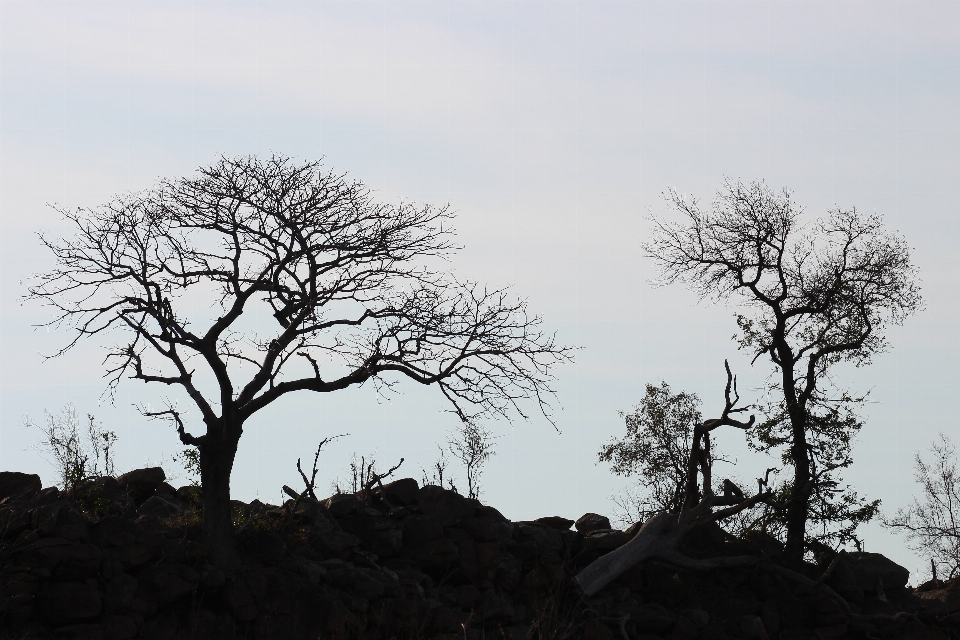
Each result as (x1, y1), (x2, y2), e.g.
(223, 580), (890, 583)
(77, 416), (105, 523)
(576, 512), (678, 596)
(199, 423), (242, 568)
(784, 407), (810, 565)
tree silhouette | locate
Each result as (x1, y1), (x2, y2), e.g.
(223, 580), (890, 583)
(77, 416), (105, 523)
(28, 155), (573, 566)
(645, 179), (921, 563)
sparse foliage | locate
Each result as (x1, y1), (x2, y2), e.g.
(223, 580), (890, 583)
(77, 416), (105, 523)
(28, 155), (572, 566)
(884, 433), (960, 581)
(26, 404), (117, 492)
(599, 382), (703, 522)
(646, 179), (921, 561)
(332, 452), (403, 500)
(448, 422), (497, 499)
(173, 447), (202, 486)
(421, 444), (453, 490)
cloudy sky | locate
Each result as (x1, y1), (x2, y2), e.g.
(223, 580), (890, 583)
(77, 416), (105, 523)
(2, 1), (958, 579)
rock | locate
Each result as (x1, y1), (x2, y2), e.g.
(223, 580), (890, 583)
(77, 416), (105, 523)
(104, 574), (138, 613)
(534, 516), (574, 530)
(241, 529), (288, 564)
(465, 516), (514, 544)
(174, 485), (201, 506)
(200, 565), (226, 589)
(455, 584), (482, 610)
(339, 567), (386, 599)
(136, 496), (182, 520)
(844, 552), (910, 594)
(496, 552), (522, 592)
(3, 571), (40, 604)
(760, 599), (780, 635)
(681, 608), (710, 628)
(632, 603), (674, 633)
(314, 529), (360, 556)
(826, 559), (864, 602)
(576, 513), (612, 534)
(142, 563), (199, 603)
(154, 482), (177, 501)
(78, 476), (124, 506)
(42, 542), (105, 580)
(337, 511), (403, 557)
(225, 579), (258, 622)
(476, 504), (509, 522)
(101, 614), (138, 640)
(516, 523), (563, 553)
(51, 623), (103, 639)
(417, 485), (475, 527)
(116, 468), (165, 506)
(740, 615), (770, 640)
(323, 493), (360, 518)
(91, 515), (145, 548)
(376, 478), (420, 506)
(47, 581), (103, 620)
(582, 528), (629, 552)
(671, 614), (701, 640)
(582, 617), (613, 640)
(0, 471), (42, 502)
(32, 500), (71, 535)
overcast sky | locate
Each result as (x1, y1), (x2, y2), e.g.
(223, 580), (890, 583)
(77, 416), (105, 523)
(2, 1), (958, 580)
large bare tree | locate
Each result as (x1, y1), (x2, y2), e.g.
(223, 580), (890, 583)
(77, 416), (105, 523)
(28, 155), (572, 566)
(645, 180), (921, 563)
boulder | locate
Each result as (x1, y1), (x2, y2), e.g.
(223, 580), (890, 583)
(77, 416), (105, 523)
(240, 529), (288, 565)
(575, 513), (611, 535)
(47, 581), (103, 620)
(843, 552), (910, 594)
(582, 529), (629, 552)
(375, 478), (420, 506)
(0, 471), (42, 502)
(137, 496), (182, 520)
(464, 516), (514, 544)
(534, 516), (574, 531)
(78, 476), (123, 505)
(91, 515), (146, 548)
(104, 574), (138, 613)
(116, 468), (165, 505)
(630, 602), (674, 633)
(323, 493), (360, 518)
(101, 614), (138, 640)
(417, 485), (475, 527)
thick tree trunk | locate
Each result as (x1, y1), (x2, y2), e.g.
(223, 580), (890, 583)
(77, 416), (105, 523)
(784, 406), (810, 565)
(199, 423), (242, 568)
(576, 512), (678, 596)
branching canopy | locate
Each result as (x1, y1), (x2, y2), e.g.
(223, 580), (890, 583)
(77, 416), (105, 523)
(28, 155), (573, 442)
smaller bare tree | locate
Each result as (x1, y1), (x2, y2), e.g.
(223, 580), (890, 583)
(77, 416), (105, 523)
(26, 405), (118, 492)
(448, 422), (497, 500)
(884, 433), (960, 582)
(421, 444), (453, 490)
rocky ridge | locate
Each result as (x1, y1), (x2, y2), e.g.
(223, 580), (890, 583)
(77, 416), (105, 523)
(1, 469), (958, 640)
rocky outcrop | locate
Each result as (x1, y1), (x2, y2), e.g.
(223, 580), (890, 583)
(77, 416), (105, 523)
(0, 468), (955, 639)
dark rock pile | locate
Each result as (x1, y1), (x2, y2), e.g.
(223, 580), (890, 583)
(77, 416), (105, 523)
(1, 469), (957, 639)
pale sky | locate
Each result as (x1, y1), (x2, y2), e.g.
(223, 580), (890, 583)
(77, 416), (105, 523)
(2, 1), (958, 580)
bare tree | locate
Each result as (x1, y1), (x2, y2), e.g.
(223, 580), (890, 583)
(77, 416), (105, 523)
(448, 422), (497, 499)
(884, 433), (960, 581)
(645, 180), (921, 563)
(599, 382), (703, 522)
(421, 445), (452, 490)
(27, 155), (573, 566)
(26, 405), (118, 493)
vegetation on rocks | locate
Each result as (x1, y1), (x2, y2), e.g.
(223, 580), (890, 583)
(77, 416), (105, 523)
(2, 459), (958, 640)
